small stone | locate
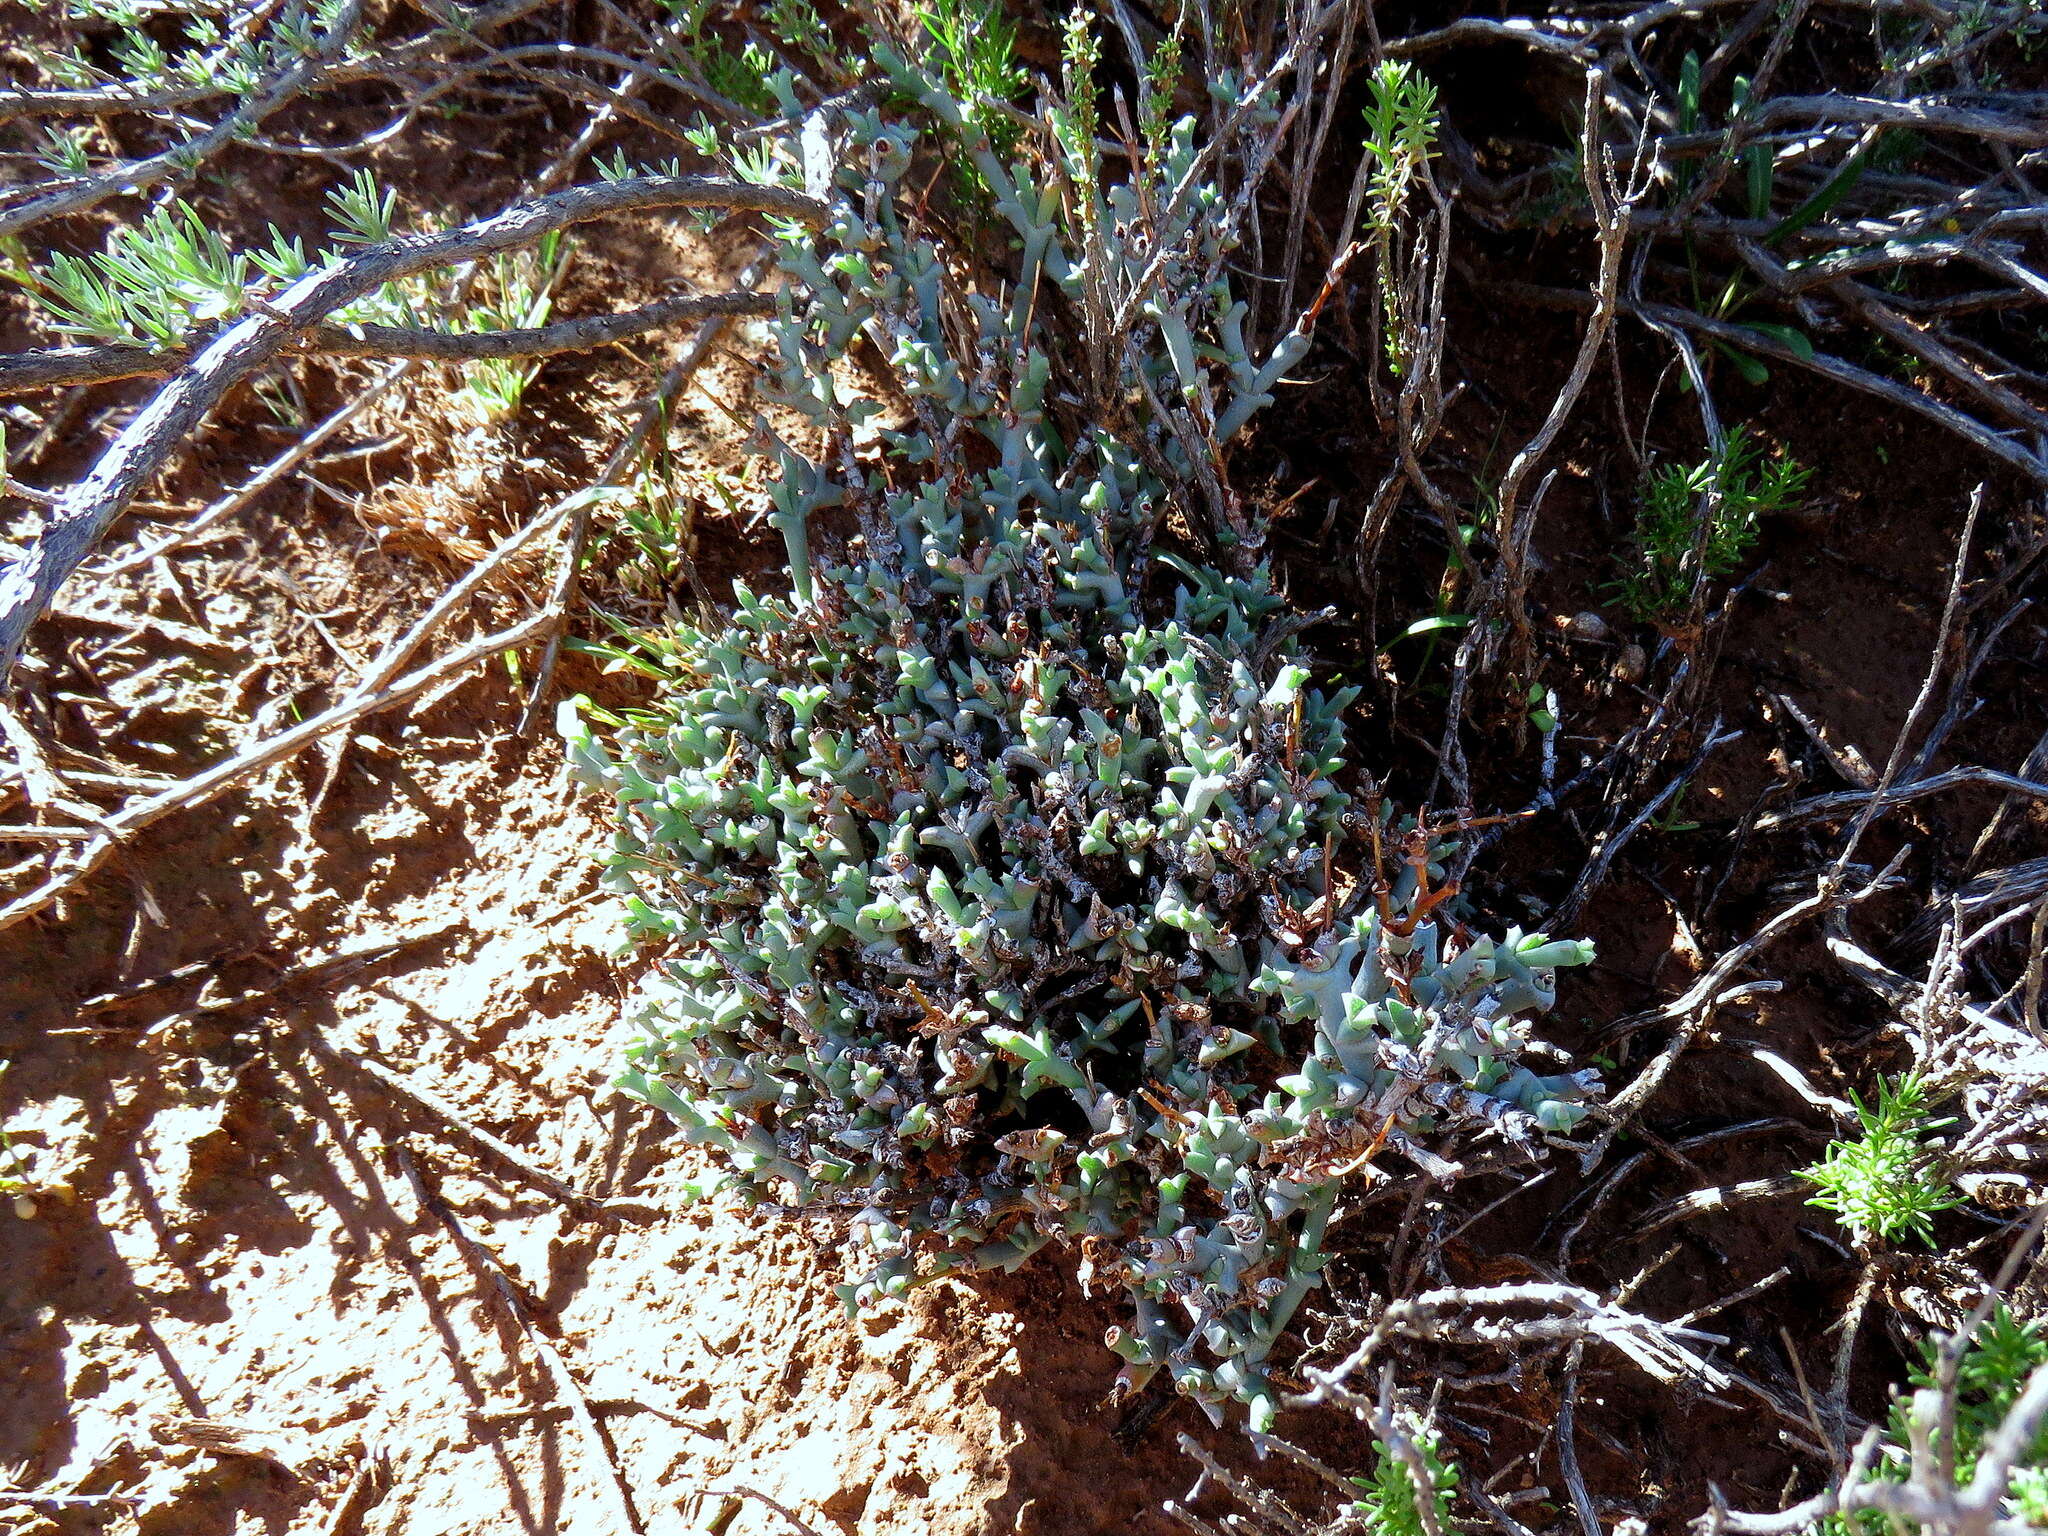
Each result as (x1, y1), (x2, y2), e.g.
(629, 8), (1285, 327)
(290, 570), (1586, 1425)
(1612, 643), (1647, 683)
(1563, 611), (1610, 642)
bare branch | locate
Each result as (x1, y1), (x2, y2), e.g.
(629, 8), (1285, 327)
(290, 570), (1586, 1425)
(1759, 764), (2048, 831)
(1497, 278), (2048, 486)
(1492, 71), (1636, 667)
(0, 174), (825, 681)
(0, 608), (552, 932)
(0, 291), (777, 396)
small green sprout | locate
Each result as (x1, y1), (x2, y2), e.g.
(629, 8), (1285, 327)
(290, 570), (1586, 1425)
(1361, 60), (1439, 229)
(25, 201), (249, 344)
(34, 126), (93, 176)
(327, 167), (400, 246)
(762, 0), (830, 58)
(1801, 1072), (1959, 1246)
(651, 0), (783, 115)
(1360, 60), (1440, 374)
(1612, 426), (1811, 621)
(1138, 20), (1185, 151)
(916, 0), (1027, 156)
(454, 230), (570, 423)
(1352, 1420), (1463, 1536)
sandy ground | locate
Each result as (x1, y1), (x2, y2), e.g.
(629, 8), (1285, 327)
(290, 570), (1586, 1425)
(0, 602), (1293, 1536)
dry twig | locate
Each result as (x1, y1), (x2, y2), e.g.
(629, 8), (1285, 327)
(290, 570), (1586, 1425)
(0, 608), (553, 931)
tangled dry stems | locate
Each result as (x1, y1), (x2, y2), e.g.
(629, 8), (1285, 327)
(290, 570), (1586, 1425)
(1, 0), (2045, 1526)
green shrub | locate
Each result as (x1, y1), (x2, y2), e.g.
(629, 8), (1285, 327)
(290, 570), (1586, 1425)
(1825, 1307), (2048, 1534)
(565, 38), (1598, 1430)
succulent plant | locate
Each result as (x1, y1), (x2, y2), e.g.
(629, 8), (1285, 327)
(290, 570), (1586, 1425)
(565, 55), (1598, 1430)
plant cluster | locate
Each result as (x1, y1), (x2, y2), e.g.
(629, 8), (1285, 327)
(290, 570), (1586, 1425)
(1802, 1071), (1959, 1247)
(652, 0), (786, 116)
(1350, 1418), (1462, 1536)
(1823, 1306), (2048, 1535)
(4, 0), (2038, 1522)
(565, 28), (1599, 1429)
(1613, 426), (1811, 621)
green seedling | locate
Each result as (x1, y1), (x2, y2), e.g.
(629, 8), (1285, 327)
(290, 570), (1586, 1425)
(1802, 1071), (1959, 1246)
(455, 229), (570, 423)
(915, 0), (1026, 158)
(1361, 60), (1439, 374)
(1612, 427), (1810, 621)
(1351, 1419), (1463, 1536)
